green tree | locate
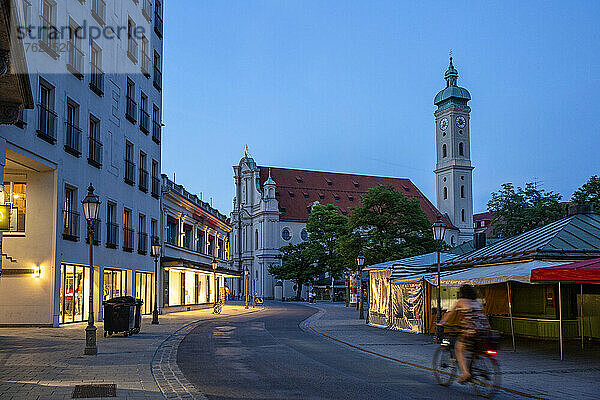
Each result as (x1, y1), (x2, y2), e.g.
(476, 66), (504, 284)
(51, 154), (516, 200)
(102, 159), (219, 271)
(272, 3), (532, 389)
(344, 185), (437, 266)
(305, 203), (349, 281)
(487, 182), (564, 238)
(269, 242), (318, 300)
(572, 175), (600, 213)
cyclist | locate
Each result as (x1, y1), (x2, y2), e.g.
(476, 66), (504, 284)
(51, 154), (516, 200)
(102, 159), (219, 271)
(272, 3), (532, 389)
(438, 284), (490, 383)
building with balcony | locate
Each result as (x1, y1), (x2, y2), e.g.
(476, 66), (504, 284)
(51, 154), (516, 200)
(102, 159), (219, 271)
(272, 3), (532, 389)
(160, 175), (239, 313)
(0, 0), (164, 326)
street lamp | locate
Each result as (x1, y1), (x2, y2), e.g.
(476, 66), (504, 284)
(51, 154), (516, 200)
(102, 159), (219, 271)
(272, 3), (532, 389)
(81, 183), (101, 356)
(244, 267), (249, 309)
(345, 272), (350, 307)
(151, 238), (161, 325)
(432, 214), (446, 342)
(357, 250), (365, 320)
(212, 257), (218, 313)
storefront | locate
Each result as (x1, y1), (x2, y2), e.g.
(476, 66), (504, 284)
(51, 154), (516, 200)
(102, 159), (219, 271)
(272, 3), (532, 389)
(103, 268), (128, 301)
(163, 267), (217, 307)
(59, 264), (90, 324)
(135, 271), (155, 315)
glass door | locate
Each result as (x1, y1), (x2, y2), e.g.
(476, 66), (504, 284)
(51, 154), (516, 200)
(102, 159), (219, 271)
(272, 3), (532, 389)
(60, 264), (89, 324)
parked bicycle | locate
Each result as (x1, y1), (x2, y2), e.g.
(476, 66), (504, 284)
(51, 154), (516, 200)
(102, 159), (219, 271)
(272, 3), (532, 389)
(432, 325), (501, 398)
(213, 299), (223, 314)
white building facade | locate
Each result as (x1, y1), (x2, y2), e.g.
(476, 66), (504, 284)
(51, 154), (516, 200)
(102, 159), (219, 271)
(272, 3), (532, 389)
(0, 0), (164, 326)
(160, 175), (238, 313)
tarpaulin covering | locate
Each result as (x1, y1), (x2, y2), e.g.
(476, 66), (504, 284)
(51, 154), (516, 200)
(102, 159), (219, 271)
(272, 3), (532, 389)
(390, 280), (425, 333)
(530, 258), (600, 283)
(369, 269), (391, 326)
(425, 260), (563, 286)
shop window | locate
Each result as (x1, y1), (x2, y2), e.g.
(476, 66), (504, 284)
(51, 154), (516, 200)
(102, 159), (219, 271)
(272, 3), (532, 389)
(60, 264), (90, 324)
(194, 273), (200, 304)
(180, 272), (186, 305)
(135, 271), (154, 314)
(163, 269), (169, 306)
(103, 269), (127, 301)
(3, 182), (26, 232)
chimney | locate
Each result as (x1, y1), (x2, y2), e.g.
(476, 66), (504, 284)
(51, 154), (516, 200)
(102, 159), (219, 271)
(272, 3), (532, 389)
(566, 204), (594, 217)
(474, 232), (486, 250)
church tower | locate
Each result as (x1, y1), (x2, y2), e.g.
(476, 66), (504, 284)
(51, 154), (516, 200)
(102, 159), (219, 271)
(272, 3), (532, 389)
(434, 58), (474, 245)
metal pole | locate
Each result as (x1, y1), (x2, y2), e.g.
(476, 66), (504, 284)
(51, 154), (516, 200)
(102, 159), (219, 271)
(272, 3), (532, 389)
(355, 272), (359, 310)
(558, 282), (563, 361)
(152, 255), (159, 324)
(345, 274), (349, 307)
(331, 275), (335, 302)
(213, 269), (217, 312)
(580, 283), (584, 350)
(507, 281), (516, 352)
(84, 221), (97, 355)
(435, 245), (442, 342)
(252, 279), (255, 307)
(359, 268), (364, 319)
(245, 272), (248, 309)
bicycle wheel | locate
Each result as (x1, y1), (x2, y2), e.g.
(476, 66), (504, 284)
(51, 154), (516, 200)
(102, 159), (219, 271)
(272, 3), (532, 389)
(470, 355), (501, 398)
(432, 347), (457, 386)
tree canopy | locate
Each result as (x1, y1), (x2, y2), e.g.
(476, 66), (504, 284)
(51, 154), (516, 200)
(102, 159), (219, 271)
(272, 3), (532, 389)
(268, 242), (318, 300)
(572, 175), (600, 213)
(487, 182), (564, 238)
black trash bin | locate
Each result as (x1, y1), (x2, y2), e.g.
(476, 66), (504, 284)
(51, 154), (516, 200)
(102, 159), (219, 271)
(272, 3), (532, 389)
(103, 296), (136, 337)
(133, 299), (143, 334)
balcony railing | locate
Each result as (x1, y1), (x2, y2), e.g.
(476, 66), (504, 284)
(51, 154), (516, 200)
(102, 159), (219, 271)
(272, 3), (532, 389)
(154, 10), (163, 38)
(106, 222), (119, 248)
(63, 210), (80, 241)
(89, 63), (104, 96)
(139, 168), (149, 192)
(151, 176), (160, 198)
(39, 15), (59, 58)
(125, 160), (135, 185)
(126, 97), (137, 123)
(91, 0), (106, 25)
(140, 109), (150, 133)
(123, 227), (134, 252)
(64, 121), (82, 157)
(142, 0), (152, 21)
(88, 136), (103, 168)
(153, 66), (162, 91)
(86, 219), (102, 246)
(141, 53), (151, 77)
(152, 120), (161, 144)
(127, 37), (138, 63)
(37, 104), (57, 144)
(67, 42), (84, 79)
(138, 232), (148, 255)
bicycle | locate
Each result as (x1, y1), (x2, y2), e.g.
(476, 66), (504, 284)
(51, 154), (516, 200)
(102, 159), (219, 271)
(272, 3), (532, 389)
(432, 325), (501, 398)
(213, 300), (223, 314)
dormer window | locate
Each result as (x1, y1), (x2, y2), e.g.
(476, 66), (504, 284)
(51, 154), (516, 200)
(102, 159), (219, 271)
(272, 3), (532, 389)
(333, 193), (340, 201)
(319, 193), (324, 200)
(348, 195), (354, 202)
(352, 181), (359, 188)
(288, 191), (295, 198)
(402, 185), (410, 192)
(275, 191), (280, 198)
(325, 178), (332, 186)
(303, 192), (309, 199)
(296, 176), (303, 184)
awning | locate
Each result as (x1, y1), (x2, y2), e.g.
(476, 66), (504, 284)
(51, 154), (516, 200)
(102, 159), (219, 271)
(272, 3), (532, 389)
(425, 260), (564, 286)
(530, 257), (600, 283)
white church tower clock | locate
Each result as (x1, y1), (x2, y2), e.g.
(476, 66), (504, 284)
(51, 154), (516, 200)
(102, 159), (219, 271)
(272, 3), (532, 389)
(434, 58), (474, 245)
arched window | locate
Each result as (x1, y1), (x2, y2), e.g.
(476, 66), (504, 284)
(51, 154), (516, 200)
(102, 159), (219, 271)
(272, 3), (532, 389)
(461, 209), (465, 222)
(461, 185), (465, 198)
(459, 142), (464, 156)
(443, 187), (448, 200)
(255, 229), (259, 250)
(442, 144), (447, 158)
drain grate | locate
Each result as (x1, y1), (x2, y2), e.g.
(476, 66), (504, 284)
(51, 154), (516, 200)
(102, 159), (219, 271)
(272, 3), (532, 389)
(72, 384), (117, 398)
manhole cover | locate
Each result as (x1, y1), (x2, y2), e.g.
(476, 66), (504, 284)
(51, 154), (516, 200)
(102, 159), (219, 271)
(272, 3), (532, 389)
(72, 384), (116, 398)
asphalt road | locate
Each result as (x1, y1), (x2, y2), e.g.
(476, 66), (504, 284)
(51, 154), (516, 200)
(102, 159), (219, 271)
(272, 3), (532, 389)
(177, 303), (519, 400)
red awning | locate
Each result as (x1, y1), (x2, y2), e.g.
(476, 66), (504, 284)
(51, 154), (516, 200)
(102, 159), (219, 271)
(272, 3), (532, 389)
(530, 258), (600, 283)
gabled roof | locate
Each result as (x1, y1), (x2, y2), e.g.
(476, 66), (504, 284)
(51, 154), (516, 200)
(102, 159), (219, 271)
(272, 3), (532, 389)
(444, 213), (600, 268)
(449, 238), (503, 256)
(365, 252), (457, 282)
(258, 166), (455, 228)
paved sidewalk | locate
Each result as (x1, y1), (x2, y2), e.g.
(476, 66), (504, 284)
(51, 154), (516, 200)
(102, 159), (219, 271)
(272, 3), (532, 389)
(0, 304), (260, 400)
(304, 302), (600, 400)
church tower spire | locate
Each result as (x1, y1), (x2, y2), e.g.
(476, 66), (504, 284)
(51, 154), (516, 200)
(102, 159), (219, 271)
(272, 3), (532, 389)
(434, 57), (474, 246)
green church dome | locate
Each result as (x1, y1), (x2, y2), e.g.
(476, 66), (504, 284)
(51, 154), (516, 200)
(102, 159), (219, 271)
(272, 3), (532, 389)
(434, 57), (471, 106)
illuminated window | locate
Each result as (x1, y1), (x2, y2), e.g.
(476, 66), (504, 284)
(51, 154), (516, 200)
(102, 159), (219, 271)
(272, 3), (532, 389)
(3, 182), (26, 232)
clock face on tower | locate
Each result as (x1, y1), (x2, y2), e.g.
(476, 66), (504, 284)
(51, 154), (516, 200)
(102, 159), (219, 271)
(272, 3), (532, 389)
(456, 116), (466, 129)
(440, 118), (449, 131)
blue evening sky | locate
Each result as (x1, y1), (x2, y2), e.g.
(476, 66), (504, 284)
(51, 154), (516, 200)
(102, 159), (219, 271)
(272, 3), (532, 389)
(162, 1), (600, 215)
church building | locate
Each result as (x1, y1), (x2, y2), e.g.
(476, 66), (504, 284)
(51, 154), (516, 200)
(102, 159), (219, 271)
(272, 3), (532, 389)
(231, 58), (475, 300)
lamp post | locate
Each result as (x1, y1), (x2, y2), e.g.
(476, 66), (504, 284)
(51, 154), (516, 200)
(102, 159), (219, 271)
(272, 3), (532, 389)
(345, 272), (349, 307)
(244, 267), (249, 309)
(151, 238), (161, 324)
(357, 250), (365, 320)
(81, 183), (101, 356)
(212, 257), (218, 312)
(432, 215), (446, 342)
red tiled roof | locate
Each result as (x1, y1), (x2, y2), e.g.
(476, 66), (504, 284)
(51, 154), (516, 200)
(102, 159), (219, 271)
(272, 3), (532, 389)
(474, 211), (492, 222)
(259, 166), (455, 228)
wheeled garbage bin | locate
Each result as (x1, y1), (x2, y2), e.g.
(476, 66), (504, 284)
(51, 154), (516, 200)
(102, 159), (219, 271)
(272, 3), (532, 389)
(103, 296), (136, 337)
(133, 299), (143, 334)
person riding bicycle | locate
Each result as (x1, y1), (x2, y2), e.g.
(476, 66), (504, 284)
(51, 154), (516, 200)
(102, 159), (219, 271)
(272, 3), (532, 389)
(438, 284), (490, 383)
